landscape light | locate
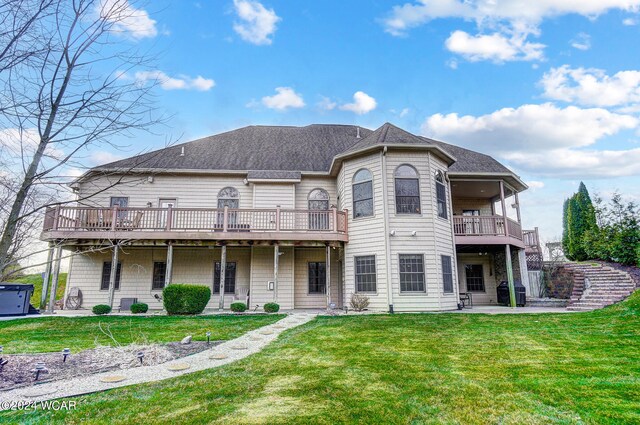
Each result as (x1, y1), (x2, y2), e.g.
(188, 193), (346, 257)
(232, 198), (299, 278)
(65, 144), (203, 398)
(206, 331), (211, 345)
(34, 362), (46, 381)
(62, 348), (71, 363)
(137, 351), (144, 365)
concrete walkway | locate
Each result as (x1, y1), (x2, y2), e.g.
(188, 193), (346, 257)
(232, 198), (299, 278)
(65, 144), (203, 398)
(0, 313), (316, 407)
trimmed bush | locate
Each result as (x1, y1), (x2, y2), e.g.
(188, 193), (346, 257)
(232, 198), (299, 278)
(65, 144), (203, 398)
(130, 303), (149, 314)
(349, 293), (370, 312)
(264, 302), (280, 313)
(163, 284), (211, 315)
(230, 302), (247, 313)
(92, 304), (111, 315)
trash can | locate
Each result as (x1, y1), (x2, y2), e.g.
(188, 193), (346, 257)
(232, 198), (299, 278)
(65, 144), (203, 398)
(0, 284), (35, 316)
(496, 280), (526, 307)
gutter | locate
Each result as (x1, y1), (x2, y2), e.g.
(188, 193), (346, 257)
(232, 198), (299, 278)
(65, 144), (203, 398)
(380, 147), (394, 313)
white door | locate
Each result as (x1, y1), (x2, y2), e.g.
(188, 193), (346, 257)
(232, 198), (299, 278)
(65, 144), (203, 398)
(158, 198), (177, 228)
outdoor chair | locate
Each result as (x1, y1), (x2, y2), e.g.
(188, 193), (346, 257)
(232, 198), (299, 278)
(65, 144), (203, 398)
(235, 288), (249, 306)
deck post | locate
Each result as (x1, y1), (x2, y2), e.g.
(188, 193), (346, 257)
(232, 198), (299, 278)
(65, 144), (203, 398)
(514, 192), (522, 224)
(52, 206), (61, 231)
(165, 243), (173, 287)
(273, 244), (279, 302)
(332, 207), (338, 232)
(46, 245), (62, 313)
(223, 206), (229, 232)
(218, 244), (227, 310)
(505, 244), (517, 308)
(111, 206), (118, 231)
(499, 181), (508, 237)
(275, 207), (281, 232)
(326, 244), (331, 309)
(40, 243), (54, 310)
(166, 204), (173, 231)
(107, 244), (119, 309)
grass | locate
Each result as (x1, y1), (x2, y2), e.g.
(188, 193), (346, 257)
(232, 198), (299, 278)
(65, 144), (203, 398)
(0, 314), (284, 354)
(12, 272), (67, 307)
(4, 293), (640, 424)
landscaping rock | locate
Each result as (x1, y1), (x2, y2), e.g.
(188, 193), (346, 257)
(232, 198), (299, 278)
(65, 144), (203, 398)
(181, 335), (192, 345)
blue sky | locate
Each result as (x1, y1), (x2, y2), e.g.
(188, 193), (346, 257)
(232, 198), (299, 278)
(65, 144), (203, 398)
(85, 0), (640, 246)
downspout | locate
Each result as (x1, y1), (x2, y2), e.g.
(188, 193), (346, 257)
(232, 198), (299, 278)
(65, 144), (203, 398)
(381, 147), (394, 313)
(444, 170), (460, 309)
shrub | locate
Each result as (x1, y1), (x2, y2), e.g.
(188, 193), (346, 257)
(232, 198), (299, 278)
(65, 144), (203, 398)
(349, 293), (370, 312)
(163, 284), (211, 315)
(130, 303), (149, 314)
(263, 302), (280, 313)
(230, 302), (247, 313)
(92, 304), (111, 315)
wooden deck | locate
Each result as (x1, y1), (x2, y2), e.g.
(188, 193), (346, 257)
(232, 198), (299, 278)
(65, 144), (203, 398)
(42, 206), (349, 242)
(453, 215), (525, 248)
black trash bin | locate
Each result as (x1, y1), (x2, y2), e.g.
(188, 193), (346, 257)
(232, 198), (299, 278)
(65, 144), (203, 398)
(496, 280), (526, 307)
(0, 284), (35, 316)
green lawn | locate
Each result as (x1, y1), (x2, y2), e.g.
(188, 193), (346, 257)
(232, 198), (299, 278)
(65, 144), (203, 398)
(13, 272), (67, 307)
(0, 314), (284, 354)
(5, 293), (640, 425)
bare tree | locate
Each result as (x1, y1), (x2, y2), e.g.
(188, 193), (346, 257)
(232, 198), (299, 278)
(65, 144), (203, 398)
(0, 0), (164, 279)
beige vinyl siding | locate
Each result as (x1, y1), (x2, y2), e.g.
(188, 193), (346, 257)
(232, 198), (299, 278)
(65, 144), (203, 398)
(252, 183), (294, 209)
(383, 151), (458, 311)
(294, 177), (338, 209)
(457, 253), (497, 305)
(293, 247), (341, 308)
(339, 152), (389, 311)
(65, 247), (251, 309)
(77, 174), (251, 209)
(452, 198), (494, 216)
(249, 246), (294, 310)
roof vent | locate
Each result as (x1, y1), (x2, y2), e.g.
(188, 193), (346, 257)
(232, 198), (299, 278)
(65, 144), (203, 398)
(179, 146), (185, 157)
(356, 126), (361, 138)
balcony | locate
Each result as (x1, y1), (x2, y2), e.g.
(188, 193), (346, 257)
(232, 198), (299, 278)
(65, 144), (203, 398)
(42, 206), (349, 243)
(453, 215), (525, 248)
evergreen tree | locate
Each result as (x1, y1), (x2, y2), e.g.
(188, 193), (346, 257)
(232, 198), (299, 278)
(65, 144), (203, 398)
(564, 182), (597, 261)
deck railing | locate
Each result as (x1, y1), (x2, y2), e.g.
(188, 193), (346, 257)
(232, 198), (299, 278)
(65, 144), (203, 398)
(453, 215), (522, 240)
(43, 206), (348, 235)
(522, 228), (540, 249)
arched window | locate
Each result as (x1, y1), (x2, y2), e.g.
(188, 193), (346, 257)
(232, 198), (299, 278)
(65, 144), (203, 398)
(217, 187), (239, 209)
(435, 171), (448, 219)
(308, 188), (330, 230)
(394, 164), (420, 214)
(353, 169), (373, 218)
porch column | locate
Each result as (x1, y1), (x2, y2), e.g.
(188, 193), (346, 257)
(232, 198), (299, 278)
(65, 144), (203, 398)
(165, 243), (173, 287)
(273, 244), (279, 302)
(326, 244), (331, 309)
(505, 245), (517, 308)
(40, 243), (54, 310)
(218, 244), (227, 310)
(107, 244), (119, 309)
(47, 245), (62, 313)
(499, 181), (508, 236)
(514, 192), (522, 224)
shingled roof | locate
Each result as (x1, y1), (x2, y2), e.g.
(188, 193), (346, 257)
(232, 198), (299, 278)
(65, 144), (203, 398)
(93, 123), (515, 178)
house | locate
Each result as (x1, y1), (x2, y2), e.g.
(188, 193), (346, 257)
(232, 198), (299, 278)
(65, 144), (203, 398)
(41, 123), (540, 312)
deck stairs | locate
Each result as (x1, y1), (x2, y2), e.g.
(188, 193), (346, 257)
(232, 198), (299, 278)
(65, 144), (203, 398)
(564, 263), (637, 311)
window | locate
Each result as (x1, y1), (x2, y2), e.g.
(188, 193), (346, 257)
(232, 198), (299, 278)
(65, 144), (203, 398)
(152, 262), (166, 290)
(308, 262), (326, 294)
(435, 171), (448, 219)
(399, 254), (425, 292)
(308, 189), (330, 230)
(100, 261), (122, 290)
(465, 264), (485, 292)
(394, 165), (420, 214)
(355, 255), (376, 292)
(213, 262), (236, 294)
(217, 187), (239, 228)
(353, 169), (373, 218)
(442, 255), (453, 293)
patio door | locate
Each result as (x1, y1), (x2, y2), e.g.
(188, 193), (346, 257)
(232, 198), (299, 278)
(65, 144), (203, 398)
(308, 189), (330, 230)
(462, 209), (480, 234)
(158, 198), (176, 229)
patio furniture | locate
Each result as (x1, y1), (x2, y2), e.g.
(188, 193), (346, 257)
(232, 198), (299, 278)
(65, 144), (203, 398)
(65, 286), (83, 310)
(235, 288), (249, 307)
(459, 292), (473, 309)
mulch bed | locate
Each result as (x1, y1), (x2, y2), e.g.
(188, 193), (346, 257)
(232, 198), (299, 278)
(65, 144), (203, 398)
(0, 341), (220, 391)
(597, 261), (640, 287)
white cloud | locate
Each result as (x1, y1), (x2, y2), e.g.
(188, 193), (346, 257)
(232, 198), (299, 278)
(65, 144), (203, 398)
(99, 0), (158, 39)
(445, 30), (544, 63)
(422, 103), (640, 177)
(382, 0), (640, 36)
(317, 96), (337, 111)
(133, 71), (215, 91)
(339, 91), (377, 115)
(541, 65), (640, 107)
(233, 0), (281, 45)
(261, 87), (305, 110)
(570, 32), (591, 50)
(391, 107), (410, 117)
(623, 17), (638, 25)
(89, 151), (124, 165)
(527, 181), (545, 189)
